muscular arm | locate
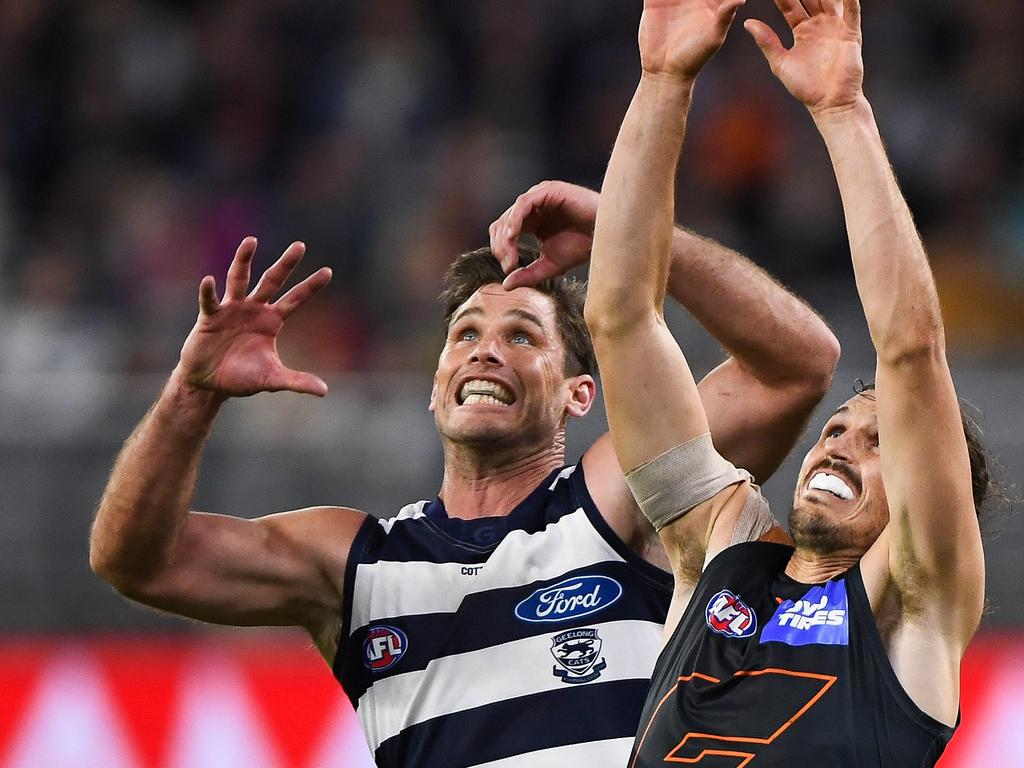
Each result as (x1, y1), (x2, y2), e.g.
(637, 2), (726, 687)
(584, 0), (760, 583)
(90, 239), (363, 658)
(747, 0), (983, 646)
(495, 182), (838, 485)
(815, 100), (983, 641)
(666, 227), (839, 482)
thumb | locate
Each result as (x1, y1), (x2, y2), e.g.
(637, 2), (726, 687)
(744, 19), (785, 71)
(271, 367), (329, 398)
(502, 257), (564, 291)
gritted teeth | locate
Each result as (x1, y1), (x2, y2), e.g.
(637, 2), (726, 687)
(459, 379), (514, 405)
(808, 472), (855, 501)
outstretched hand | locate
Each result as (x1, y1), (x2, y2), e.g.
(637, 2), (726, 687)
(489, 181), (599, 291)
(639, 0), (747, 80)
(177, 237), (333, 398)
(744, 0), (863, 114)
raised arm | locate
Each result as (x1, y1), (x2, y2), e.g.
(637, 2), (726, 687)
(490, 182), (837, 485)
(746, 0), (983, 644)
(89, 238), (365, 658)
(576, 0), (776, 591)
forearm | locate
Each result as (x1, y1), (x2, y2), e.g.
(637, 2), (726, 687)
(814, 98), (944, 363)
(586, 74), (694, 333)
(586, 74), (713, 471)
(667, 228), (838, 385)
(90, 371), (224, 585)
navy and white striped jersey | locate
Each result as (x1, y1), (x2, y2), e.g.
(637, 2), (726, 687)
(333, 464), (673, 768)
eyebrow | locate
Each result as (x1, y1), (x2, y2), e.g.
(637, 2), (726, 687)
(451, 306), (547, 331)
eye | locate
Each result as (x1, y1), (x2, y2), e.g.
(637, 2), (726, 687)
(457, 328), (478, 342)
(825, 425), (845, 439)
(510, 331), (531, 345)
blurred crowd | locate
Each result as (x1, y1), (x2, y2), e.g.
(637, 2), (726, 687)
(1, 0), (1022, 395)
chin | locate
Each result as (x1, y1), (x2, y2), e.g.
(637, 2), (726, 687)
(788, 503), (856, 555)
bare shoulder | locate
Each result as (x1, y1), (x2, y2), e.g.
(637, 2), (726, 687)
(581, 434), (668, 569)
(257, 504), (369, 548)
(253, 505), (370, 659)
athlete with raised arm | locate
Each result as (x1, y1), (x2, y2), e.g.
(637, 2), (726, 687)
(583, 0), (989, 764)
(89, 103), (838, 768)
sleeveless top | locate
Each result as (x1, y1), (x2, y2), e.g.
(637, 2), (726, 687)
(630, 541), (957, 767)
(334, 464), (673, 768)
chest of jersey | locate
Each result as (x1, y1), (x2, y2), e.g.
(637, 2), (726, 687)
(336, 466), (674, 768)
(632, 542), (955, 767)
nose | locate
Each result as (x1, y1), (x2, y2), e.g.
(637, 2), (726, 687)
(823, 431), (854, 463)
(469, 333), (505, 366)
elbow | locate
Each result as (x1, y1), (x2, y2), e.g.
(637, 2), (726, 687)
(584, 295), (658, 343)
(89, 543), (131, 593)
(89, 536), (156, 600)
(809, 330), (842, 394)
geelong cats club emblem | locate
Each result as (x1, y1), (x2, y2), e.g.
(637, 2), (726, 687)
(550, 628), (607, 684)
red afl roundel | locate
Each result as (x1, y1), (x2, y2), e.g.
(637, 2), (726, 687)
(363, 626), (408, 671)
(705, 589), (757, 638)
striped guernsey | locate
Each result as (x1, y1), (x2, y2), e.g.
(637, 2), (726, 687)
(333, 464), (673, 768)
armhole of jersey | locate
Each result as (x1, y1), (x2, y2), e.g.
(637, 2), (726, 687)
(571, 462), (673, 593)
(332, 514), (381, 679)
(847, 564), (960, 738)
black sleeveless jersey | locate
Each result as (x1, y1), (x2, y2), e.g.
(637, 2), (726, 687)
(629, 542), (956, 767)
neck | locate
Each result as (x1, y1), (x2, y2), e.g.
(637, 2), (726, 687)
(438, 434), (566, 520)
(784, 547), (862, 584)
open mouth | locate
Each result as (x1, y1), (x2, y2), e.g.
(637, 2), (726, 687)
(458, 379), (515, 406)
(806, 472), (856, 501)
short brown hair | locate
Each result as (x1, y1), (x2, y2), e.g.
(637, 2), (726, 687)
(440, 245), (597, 378)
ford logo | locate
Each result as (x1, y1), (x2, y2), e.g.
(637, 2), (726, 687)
(514, 575), (623, 623)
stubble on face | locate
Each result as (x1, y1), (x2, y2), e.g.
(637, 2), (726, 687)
(787, 502), (858, 555)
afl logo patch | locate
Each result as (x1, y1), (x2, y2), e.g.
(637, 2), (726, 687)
(705, 589), (757, 638)
(363, 626), (408, 671)
(515, 575), (623, 623)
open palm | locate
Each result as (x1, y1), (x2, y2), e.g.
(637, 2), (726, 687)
(745, 0), (863, 114)
(639, 0), (747, 79)
(177, 238), (332, 398)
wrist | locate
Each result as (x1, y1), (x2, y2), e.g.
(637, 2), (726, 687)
(167, 367), (229, 413)
(809, 95), (873, 126)
(639, 70), (697, 98)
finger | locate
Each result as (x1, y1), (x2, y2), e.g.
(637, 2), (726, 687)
(800, 0), (825, 16)
(717, 0), (747, 23)
(488, 206), (520, 272)
(502, 257), (564, 291)
(198, 275), (221, 315)
(744, 19), (786, 72)
(497, 196), (545, 272)
(225, 237), (257, 300)
(842, 0), (860, 30)
(274, 267), (333, 318)
(250, 241), (306, 302)
(268, 367), (329, 398)
(774, 0), (810, 29)
(820, 0), (842, 15)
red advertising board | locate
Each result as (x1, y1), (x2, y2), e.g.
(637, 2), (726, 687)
(0, 633), (1019, 766)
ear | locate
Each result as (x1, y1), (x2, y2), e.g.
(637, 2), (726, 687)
(564, 374), (597, 420)
(428, 374), (439, 412)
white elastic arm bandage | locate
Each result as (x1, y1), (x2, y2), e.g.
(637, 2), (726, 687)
(624, 432), (749, 532)
(728, 483), (776, 546)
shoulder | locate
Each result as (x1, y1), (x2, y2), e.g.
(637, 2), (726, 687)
(581, 433), (653, 552)
(256, 505), (371, 574)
